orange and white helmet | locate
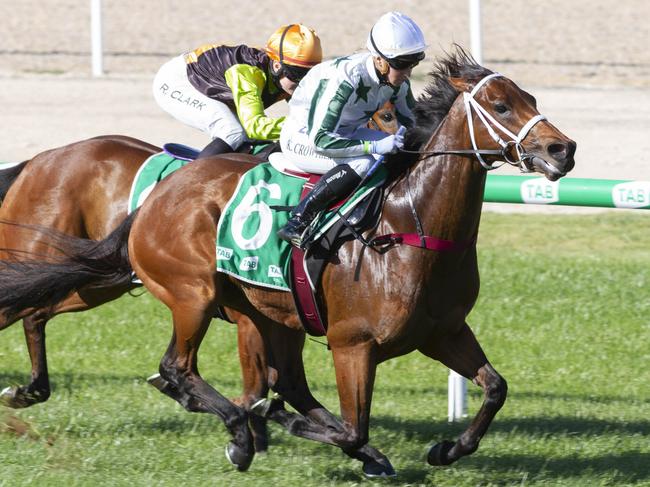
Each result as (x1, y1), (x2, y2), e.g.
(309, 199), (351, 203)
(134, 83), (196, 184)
(266, 24), (322, 69)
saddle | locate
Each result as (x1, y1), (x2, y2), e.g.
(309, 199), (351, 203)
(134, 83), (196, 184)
(268, 153), (385, 336)
(159, 144), (386, 336)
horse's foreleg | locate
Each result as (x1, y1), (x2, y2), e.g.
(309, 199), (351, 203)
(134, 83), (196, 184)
(329, 342), (396, 478)
(247, 320), (348, 443)
(418, 322), (507, 466)
(247, 321), (391, 476)
(154, 300), (254, 471)
(232, 311), (270, 453)
(0, 313), (51, 408)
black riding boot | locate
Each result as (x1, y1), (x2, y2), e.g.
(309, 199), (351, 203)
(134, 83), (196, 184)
(196, 138), (233, 159)
(277, 164), (361, 247)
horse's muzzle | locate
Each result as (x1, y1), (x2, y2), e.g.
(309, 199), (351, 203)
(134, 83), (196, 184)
(529, 139), (576, 181)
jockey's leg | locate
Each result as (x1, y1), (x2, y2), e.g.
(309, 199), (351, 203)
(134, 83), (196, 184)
(277, 163), (361, 247)
(197, 138), (233, 159)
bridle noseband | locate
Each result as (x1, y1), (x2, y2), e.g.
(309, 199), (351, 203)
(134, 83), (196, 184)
(331, 73), (549, 253)
(402, 73), (547, 171)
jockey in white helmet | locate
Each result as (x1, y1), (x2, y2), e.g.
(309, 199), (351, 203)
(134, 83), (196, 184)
(277, 12), (427, 247)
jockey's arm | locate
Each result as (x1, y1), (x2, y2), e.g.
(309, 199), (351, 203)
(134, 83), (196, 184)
(225, 64), (285, 141)
(309, 80), (376, 158)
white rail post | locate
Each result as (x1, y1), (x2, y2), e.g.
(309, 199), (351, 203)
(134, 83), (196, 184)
(469, 0), (483, 65)
(448, 370), (468, 422)
(91, 0), (104, 76)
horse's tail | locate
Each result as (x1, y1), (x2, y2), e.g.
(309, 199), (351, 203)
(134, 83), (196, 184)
(0, 161), (28, 202)
(0, 211), (137, 323)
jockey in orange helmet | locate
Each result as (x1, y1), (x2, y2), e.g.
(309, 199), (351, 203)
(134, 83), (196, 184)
(153, 24), (322, 158)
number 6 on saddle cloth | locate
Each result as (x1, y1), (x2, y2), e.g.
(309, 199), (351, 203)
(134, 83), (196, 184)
(128, 146), (388, 336)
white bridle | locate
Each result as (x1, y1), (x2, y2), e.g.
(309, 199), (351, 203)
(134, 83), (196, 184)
(464, 73), (546, 171)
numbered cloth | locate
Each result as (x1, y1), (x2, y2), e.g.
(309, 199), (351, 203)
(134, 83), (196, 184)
(216, 163), (303, 290)
(129, 155), (387, 291)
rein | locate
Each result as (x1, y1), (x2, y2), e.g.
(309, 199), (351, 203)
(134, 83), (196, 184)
(400, 73), (546, 172)
(364, 73), (547, 252)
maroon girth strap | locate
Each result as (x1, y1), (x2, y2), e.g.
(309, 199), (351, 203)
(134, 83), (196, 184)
(289, 176), (475, 337)
(371, 233), (476, 251)
(290, 175), (327, 336)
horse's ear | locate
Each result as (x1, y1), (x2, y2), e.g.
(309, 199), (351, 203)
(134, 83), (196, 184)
(449, 77), (473, 93)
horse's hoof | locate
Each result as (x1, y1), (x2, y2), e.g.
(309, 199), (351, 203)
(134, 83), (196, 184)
(427, 440), (455, 466)
(224, 442), (254, 472)
(362, 457), (397, 478)
(146, 373), (169, 392)
(0, 386), (44, 409)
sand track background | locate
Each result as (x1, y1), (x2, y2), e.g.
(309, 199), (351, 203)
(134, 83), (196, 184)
(1, 1), (649, 213)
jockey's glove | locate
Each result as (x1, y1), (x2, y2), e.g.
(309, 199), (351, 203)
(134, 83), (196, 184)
(369, 126), (406, 155)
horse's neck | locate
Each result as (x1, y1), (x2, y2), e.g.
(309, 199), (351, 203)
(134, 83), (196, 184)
(393, 100), (486, 243)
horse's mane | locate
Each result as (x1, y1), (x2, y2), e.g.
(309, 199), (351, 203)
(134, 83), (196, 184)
(384, 45), (493, 183)
(406, 45), (493, 150)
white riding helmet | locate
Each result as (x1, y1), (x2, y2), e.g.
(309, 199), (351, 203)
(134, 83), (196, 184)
(366, 11), (427, 59)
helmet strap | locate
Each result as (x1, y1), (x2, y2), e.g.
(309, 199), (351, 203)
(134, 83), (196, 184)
(276, 24), (296, 78)
(369, 27), (392, 82)
(269, 61), (284, 91)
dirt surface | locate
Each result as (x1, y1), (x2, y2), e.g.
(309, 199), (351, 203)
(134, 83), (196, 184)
(2, 0), (648, 88)
(1, 1), (649, 213)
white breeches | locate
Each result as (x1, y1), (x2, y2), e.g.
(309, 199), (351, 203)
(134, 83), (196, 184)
(152, 55), (247, 149)
(279, 119), (386, 177)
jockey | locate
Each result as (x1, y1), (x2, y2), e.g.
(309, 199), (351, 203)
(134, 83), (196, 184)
(277, 12), (426, 247)
(152, 24), (322, 158)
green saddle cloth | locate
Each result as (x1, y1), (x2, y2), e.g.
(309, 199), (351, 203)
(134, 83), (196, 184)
(128, 152), (191, 213)
(128, 154), (387, 291)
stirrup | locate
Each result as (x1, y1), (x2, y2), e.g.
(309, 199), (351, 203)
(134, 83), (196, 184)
(278, 221), (307, 248)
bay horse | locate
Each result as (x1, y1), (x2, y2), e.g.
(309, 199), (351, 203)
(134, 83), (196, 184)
(0, 49), (575, 476)
(0, 108), (398, 450)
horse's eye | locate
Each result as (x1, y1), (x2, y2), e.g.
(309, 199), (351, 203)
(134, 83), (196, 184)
(494, 103), (509, 114)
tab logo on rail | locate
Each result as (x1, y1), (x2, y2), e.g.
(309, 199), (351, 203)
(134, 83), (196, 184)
(520, 178), (559, 204)
(612, 181), (650, 209)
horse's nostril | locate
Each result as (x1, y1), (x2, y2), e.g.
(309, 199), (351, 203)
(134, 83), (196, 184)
(547, 140), (576, 162)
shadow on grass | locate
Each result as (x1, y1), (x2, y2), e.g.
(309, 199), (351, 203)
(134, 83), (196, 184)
(475, 450), (649, 483)
(372, 414), (650, 442)
(362, 416), (650, 483)
(338, 449), (650, 485)
(323, 441), (649, 484)
(0, 371), (240, 393)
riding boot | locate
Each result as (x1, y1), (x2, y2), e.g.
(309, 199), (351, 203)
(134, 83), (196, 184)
(196, 137), (233, 159)
(277, 164), (361, 247)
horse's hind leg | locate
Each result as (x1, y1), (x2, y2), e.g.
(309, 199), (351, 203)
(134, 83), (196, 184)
(0, 313), (51, 408)
(154, 301), (254, 471)
(418, 322), (507, 466)
(148, 310), (270, 453)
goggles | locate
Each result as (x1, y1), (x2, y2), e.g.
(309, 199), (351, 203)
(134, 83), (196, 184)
(386, 51), (425, 71)
(282, 64), (310, 83)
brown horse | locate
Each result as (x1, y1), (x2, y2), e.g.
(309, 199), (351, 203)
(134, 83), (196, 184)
(0, 50), (575, 476)
(0, 107), (398, 450)
(0, 135), (154, 405)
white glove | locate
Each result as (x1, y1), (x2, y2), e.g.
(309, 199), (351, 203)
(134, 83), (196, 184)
(369, 126), (407, 155)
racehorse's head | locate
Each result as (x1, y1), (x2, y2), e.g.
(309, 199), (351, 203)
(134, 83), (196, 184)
(449, 73), (576, 181)
(368, 101), (399, 135)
